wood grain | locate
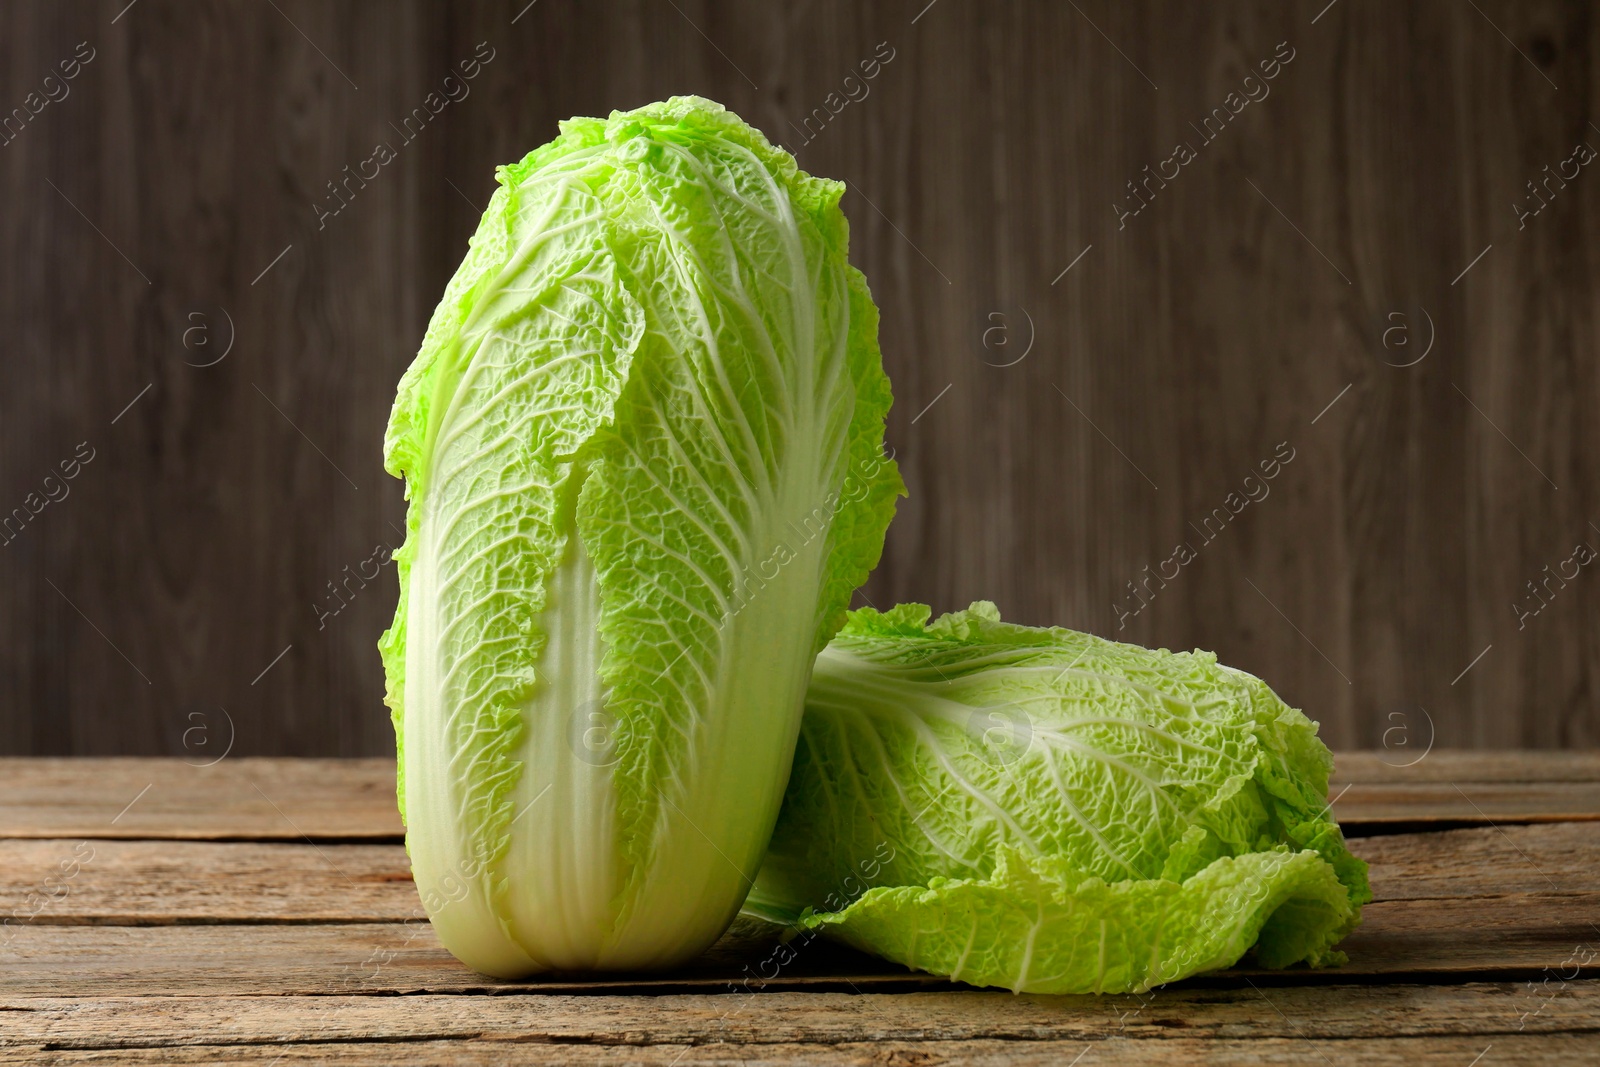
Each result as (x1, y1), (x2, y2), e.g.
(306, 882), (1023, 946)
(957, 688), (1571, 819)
(1, 983), (1592, 1050)
(1332, 782), (1600, 826)
(4, 887), (1597, 997)
(4, 756), (1600, 1065)
(1358, 822), (1600, 899)
(7, 1035), (1593, 1067)
(7, 754), (1598, 842)
(1331, 751), (1600, 823)
(0, 839), (417, 923)
(0, 922), (909, 997)
(3, 2), (1598, 758)
(6, 822), (1598, 925)
(0, 758), (401, 840)
(1329, 751), (1600, 824)
(1332, 752), (1600, 782)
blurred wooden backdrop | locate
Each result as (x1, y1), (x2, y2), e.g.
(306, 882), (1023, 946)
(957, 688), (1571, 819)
(2, 0), (1595, 756)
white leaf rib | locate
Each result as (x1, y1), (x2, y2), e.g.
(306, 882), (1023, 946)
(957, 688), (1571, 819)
(894, 708), (1040, 856)
(639, 193), (783, 467)
(433, 529), (542, 593)
(437, 404), (590, 483)
(1033, 721), (1243, 783)
(441, 633), (542, 712)
(430, 181), (607, 470)
(432, 590), (542, 687)
(949, 916), (980, 984)
(641, 340), (771, 510)
(805, 721), (847, 855)
(638, 414), (762, 555)
(1036, 743), (1148, 881)
(658, 139), (786, 227)
(741, 141), (819, 432)
(631, 573), (728, 635)
(1014, 895), (1045, 992)
(951, 661), (1218, 721)
(432, 348), (602, 459)
(1025, 731), (1190, 820)
(585, 515), (736, 619)
(832, 705), (971, 873)
(428, 482), (547, 555)
(616, 436), (753, 568)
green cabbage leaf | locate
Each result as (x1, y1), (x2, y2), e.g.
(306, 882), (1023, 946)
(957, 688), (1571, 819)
(380, 97), (902, 977)
(748, 602), (1370, 993)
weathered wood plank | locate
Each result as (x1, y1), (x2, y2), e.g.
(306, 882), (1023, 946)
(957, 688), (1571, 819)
(1333, 783), (1600, 826)
(0, 839), (416, 924)
(1359, 822), (1600, 899)
(1, 983), (1594, 1050)
(0, 759), (402, 841)
(1333, 894), (1600, 979)
(1329, 751), (1600, 825)
(5, 822), (1596, 927)
(4, 921), (888, 998)
(1332, 752), (1600, 783)
(5, 1034), (1590, 1066)
(3, 885), (1597, 998)
(6, 755), (1598, 842)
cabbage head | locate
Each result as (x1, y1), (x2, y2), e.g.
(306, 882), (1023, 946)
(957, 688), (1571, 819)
(748, 602), (1370, 994)
(380, 97), (902, 977)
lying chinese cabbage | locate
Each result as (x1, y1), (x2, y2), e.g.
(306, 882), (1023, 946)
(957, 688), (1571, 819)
(380, 97), (902, 977)
(747, 602), (1370, 993)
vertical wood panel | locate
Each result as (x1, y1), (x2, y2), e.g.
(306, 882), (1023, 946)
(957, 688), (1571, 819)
(0, 0), (1594, 755)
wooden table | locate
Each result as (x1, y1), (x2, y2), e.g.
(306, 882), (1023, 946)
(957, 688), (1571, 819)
(2, 753), (1598, 1065)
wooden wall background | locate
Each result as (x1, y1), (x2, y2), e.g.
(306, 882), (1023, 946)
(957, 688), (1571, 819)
(2, 0), (1596, 757)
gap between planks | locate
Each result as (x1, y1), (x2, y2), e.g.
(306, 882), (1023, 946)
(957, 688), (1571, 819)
(1, 984), (1597, 1051)
(3, 1034), (1597, 1066)
(4, 754), (1599, 842)
(4, 822), (1597, 925)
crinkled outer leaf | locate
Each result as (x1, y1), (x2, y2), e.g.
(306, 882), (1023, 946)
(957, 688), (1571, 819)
(799, 846), (1355, 994)
(748, 602), (1369, 993)
(379, 97), (903, 978)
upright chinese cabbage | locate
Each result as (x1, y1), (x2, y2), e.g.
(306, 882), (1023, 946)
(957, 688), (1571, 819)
(380, 97), (902, 977)
(748, 603), (1370, 994)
